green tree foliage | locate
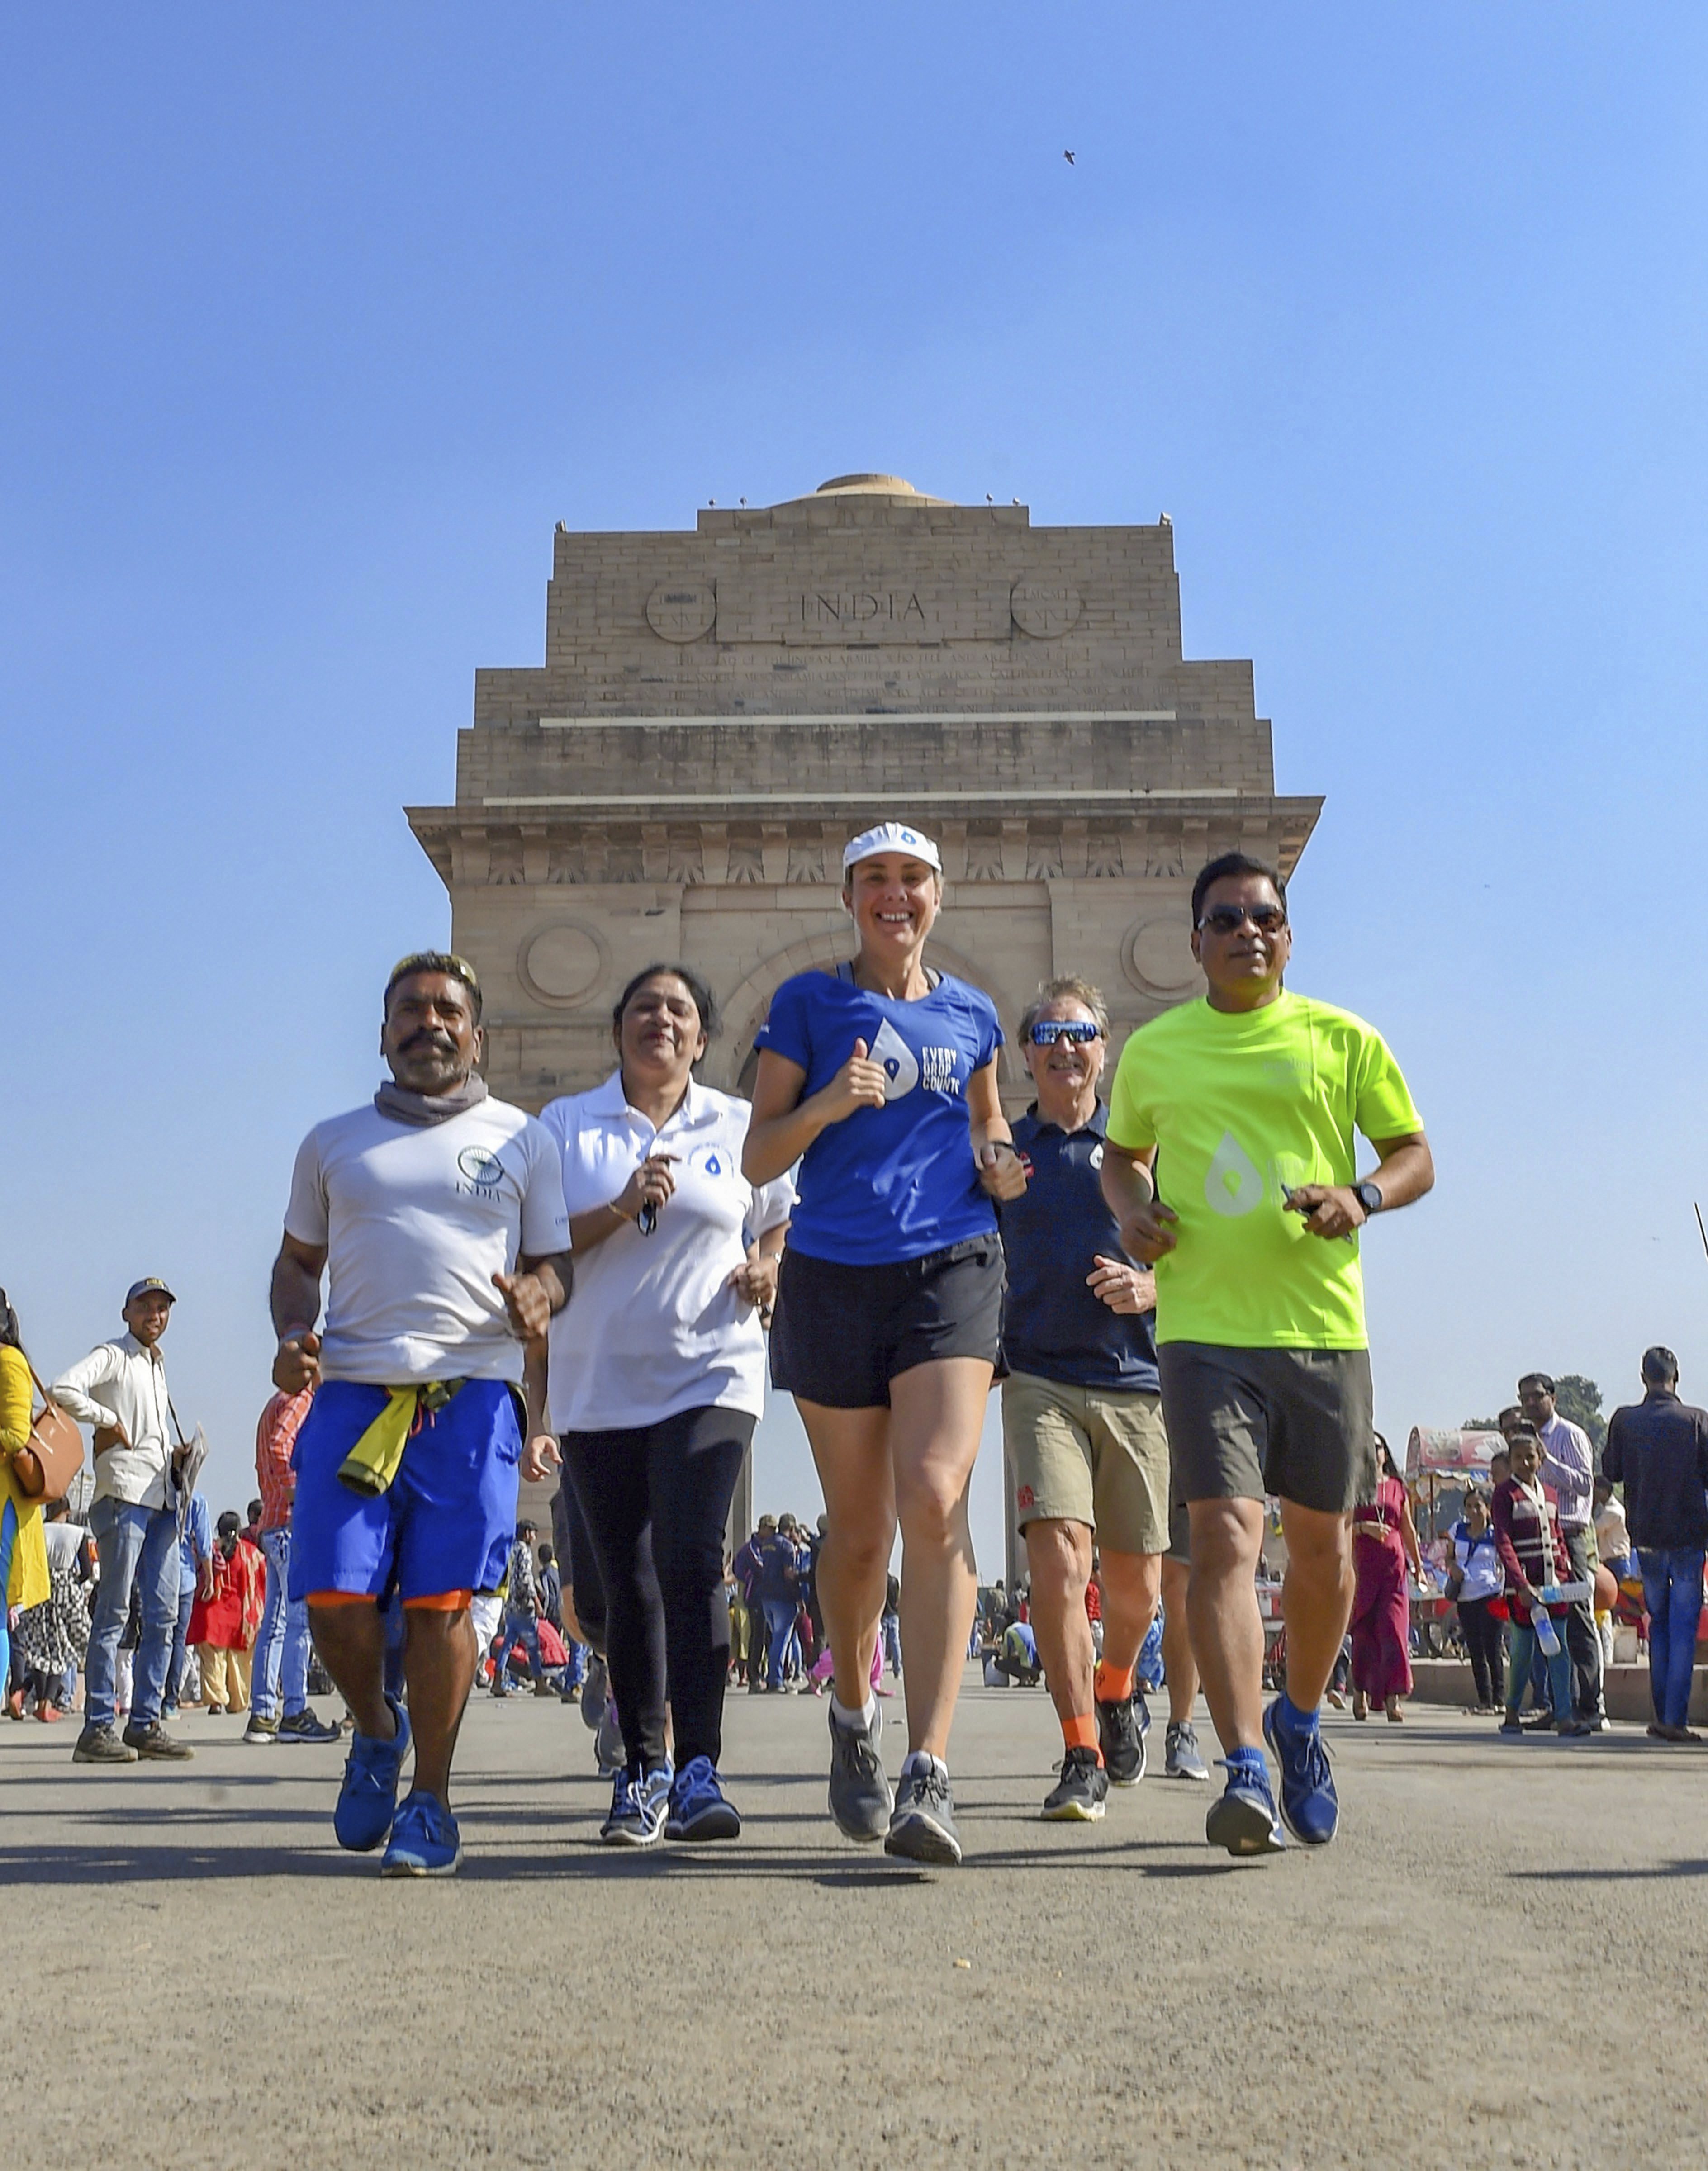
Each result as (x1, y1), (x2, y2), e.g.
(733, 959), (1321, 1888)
(1552, 1374), (1606, 1452)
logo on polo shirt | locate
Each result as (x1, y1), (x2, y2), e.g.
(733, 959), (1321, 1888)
(688, 1144), (735, 1178)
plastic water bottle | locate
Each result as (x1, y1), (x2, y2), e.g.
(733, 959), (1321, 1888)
(1534, 1607), (1561, 1658)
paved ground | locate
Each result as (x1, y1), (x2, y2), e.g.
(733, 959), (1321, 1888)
(2, 1673), (1703, 2168)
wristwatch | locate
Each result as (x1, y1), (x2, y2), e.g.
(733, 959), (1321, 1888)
(1353, 1180), (1384, 1218)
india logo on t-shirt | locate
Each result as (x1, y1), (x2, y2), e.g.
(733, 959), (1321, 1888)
(1204, 1131), (1264, 1217)
(870, 1020), (920, 1101)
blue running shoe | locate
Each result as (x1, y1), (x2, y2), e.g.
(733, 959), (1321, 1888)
(1263, 1696), (1339, 1846)
(1205, 1758), (1286, 1856)
(380, 1789), (462, 1877)
(666, 1754), (742, 1842)
(601, 1767), (642, 1844)
(332, 1695), (412, 1853)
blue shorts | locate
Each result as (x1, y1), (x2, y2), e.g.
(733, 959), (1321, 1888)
(288, 1379), (522, 1605)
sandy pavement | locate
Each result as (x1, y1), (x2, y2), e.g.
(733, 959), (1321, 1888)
(0, 1671), (1702, 2168)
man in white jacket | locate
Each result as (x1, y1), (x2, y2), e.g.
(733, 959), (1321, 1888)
(52, 1277), (195, 1764)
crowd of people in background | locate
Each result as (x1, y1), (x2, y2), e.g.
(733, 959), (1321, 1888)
(6, 827), (1705, 1884)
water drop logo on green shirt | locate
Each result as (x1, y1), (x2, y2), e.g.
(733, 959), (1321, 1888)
(1204, 1131), (1265, 1217)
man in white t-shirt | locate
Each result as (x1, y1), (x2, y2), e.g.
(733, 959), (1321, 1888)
(270, 952), (571, 1878)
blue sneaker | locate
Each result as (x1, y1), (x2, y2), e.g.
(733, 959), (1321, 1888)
(1263, 1696), (1339, 1846)
(380, 1789), (462, 1877)
(332, 1695), (412, 1853)
(601, 1759), (673, 1846)
(666, 1754), (742, 1842)
(1205, 1758), (1286, 1856)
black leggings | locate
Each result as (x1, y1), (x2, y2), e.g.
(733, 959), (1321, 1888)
(1457, 1597), (1505, 1709)
(562, 1406), (754, 1775)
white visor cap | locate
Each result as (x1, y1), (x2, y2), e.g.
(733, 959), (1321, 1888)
(841, 821), (942, 876)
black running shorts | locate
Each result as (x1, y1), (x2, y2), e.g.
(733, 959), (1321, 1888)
(770, 1237), (1005, 1410)
(1157, 1342), (1376, 1518)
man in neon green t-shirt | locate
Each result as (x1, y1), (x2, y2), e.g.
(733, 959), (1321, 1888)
(1101, 852), (1433, 1858)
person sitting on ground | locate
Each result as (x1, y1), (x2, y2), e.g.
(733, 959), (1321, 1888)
(989, 1613), (1043, 1688)
(1490, 1427), (1576, 1737)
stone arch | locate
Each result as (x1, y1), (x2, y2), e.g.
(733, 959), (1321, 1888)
(709, 929), (1022, 1099)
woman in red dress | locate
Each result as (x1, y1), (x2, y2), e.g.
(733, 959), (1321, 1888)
(1349, 1435), (1423, 1721)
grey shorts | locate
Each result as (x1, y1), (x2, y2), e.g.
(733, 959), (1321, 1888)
(1157, 1343), (1376, 1519)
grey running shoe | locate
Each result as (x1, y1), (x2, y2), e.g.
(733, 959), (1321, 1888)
(277, 1708), (341, 1744)
(72, 1724), (138, 1765)
(1165, 1720), (1210, 1782)
(1041, 1744), (1109, 1821)
(827, 1702), (892, 1842)
(243, 1712), (280, 1745)
(1096, 1688), (1149, 1786)
(122, 1721), (194, 1762)
(885, 1759), (963, 1866)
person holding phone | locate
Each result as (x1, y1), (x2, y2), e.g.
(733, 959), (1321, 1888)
(1101, 852), (1433, 1855)
(743, 821), (1021, 1867)
(536, 964), (793, 1846)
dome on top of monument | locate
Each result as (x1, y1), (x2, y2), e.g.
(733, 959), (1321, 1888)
(769, 473), (952, 507)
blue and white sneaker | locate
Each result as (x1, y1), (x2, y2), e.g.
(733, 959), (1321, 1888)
(1205, 1757), (1286, 1856)
(1263, 1696), (1340, 1846)
(332, 1694), (412, 1853)
(601, 1759), (673, 1846)
(666, 1754), (742, 1842)
(380, 1789), (462, 1877)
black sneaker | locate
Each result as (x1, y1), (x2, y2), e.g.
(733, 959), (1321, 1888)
(72, 1724), (138, 1766)
(276, 1709), (341, 1744)
(1164, 1720), (1210, 1782)
(1096, 1688), (1149, 1786)
(242, 1713), (279, 1745)
(885, 1758), (963, 1865)
(122, 1721), (195, 1762)
(1041, 1745), (1109, 1822)
(827, 1703), (892, 1842)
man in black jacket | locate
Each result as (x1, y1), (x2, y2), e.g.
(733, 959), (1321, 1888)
(1602, 1346), (1708, 1741)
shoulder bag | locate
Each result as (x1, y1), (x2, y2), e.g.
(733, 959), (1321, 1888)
(11, 1360), (85, 1502)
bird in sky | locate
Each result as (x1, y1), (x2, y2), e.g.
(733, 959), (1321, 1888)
(1063, 150), (1075, 165)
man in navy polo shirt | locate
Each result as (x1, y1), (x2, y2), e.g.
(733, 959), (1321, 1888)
(998, 978), (1207, 1820)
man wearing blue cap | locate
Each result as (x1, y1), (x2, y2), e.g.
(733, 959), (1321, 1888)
(52, 1277), (196, 1764)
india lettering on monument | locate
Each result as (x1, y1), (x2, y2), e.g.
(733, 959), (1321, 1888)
(798, 589), (928, 629)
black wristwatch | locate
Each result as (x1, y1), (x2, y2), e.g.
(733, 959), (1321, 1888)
(1353, 1180), (1384, 1218)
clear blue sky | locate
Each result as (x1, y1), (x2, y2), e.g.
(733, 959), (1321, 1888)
(5, 7), (1705, 1566)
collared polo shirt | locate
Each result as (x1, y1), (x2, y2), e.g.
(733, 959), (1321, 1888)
(998, 1102), (1158, 1394)
(540, 1071), (794, 1434)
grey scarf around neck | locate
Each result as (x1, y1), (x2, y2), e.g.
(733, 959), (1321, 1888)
(374, 1075), (489, 1128)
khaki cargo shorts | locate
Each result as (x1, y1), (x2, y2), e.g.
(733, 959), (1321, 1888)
(1002, 1370), (1170, 1557)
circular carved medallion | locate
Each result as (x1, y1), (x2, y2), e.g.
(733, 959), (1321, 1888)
(519, 922), (607, 1007)
(646, 583), (716, 642)
(1122, 914), (1198, 997)
(1010, 581), (1082, 638)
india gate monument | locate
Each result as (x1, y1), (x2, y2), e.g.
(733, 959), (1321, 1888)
(407, 472), (1321, 1556)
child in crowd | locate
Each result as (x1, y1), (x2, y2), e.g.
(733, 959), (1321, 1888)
(1491, 1427), (1576, 1736)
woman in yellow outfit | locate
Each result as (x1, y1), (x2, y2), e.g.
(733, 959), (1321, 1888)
(2, 1289), (52, 1715)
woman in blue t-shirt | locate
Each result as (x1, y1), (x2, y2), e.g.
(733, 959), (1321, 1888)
(743, 820), (1024, 1867)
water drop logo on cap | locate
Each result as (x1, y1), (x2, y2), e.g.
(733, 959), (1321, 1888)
(841, 821), (943, 873)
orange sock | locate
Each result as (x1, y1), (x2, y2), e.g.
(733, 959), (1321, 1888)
(1094, 1659), (1135, 1705)
(1062, 1712), (1101, 1757)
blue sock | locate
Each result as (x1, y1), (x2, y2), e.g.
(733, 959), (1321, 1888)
(1279, 1692), (1319, 1733)
(1225, 1744), (1267, 1781)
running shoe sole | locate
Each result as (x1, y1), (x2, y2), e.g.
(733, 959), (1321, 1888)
(601, 1816), (665, 1848)
(667, 1801), (742, 1843)
(1205, 1787), (1285, 1857)
(380, 1841), (462, 1878)
(1039, 1796), (1106, 1823)
(884, 1810), (963, 1866)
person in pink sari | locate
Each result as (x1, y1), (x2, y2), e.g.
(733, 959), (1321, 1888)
(1349, 1436), (1423, 1721)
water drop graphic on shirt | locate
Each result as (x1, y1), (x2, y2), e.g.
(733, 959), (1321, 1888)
(1204, 1130), (1265, 1217)
(869, 1019), (920, 1100)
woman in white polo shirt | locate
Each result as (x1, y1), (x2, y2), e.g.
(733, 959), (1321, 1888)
(538, 964), (792, 1849)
